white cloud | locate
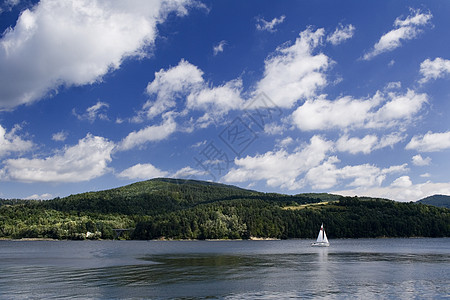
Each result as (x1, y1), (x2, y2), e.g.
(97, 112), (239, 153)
(292, 90), (427, 131)
(336, 134), (378, 154)
(0, 124), (33, 158)
(406, 131), (450, 152)
(223, 135), (333, 190)
(277, 136), (294, 148)
(264, 123), (285, 135)
(391, 175), (413, 188)
(25, 193), (53, 200)
(135, 59), (244, 126)
(305, 159), (408, 190)
(52, 131), (68, 142)
(0, 134), (114, 183)
(117, 163), (168, 180)
(141, 59), (204, 121)
(336, 132), (405, 155)
(376, 132), (406, 149)
(172, 166), (207, 178)
(187, 78), (244, 113)
(0, 0), (196, 110)
(412, 154), (431, 166)
(73, 101), (109, 122)
(333, 180), (450, 202)
(385, 81), (401, 90)
(0, 0), (20, 13)
(136, 59), (245, 124)
(255, 15), (285, 32)
(213, 40), (226, 55)
(327, 24), (355, 45)
(118, 115), (177, 151)
(419, 57), (450, 83)
(363, 9), (432, 60)
(255, 27), (331, 108)
(117, 164), (206, 180)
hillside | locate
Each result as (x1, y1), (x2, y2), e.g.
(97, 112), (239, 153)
(417, 195), (450, 208)
(38, 178), (328, 215)
(0, 178), (449, 240)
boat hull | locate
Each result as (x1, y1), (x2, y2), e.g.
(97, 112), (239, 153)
(311, 242), (330, 247)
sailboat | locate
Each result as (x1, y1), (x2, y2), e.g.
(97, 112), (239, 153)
(311, 223), (330, 247)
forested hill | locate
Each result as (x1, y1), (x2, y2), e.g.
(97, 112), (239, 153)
(38, 178), (335, 215)
(0, 178), (449, 240)
(417, 195), (450, 208)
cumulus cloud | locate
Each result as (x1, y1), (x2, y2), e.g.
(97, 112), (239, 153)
(172, 166), (207, 178)
(73, 101), (109, 122)
(363, 9), (432, 60)
(187, 79), (244, 113)
(118, 115), (177, 151)
(292, 90), (427, 131)
(0, 0), (196, 110)
(0, 0), (20, 14)
(0, 134), (114, 182)
(25, 193), (53, 200)
(223, 135), (333, 190)
(255, 27), (331, 108)
(139, 59), (204, 121)
(305, 158), (407, 190)
(419, 57), (450, 83)
(335, 133), (405, 155)
(213, 40), (226, 55)
(327, 24), (355, 45)
(0, 124), (33, 158)
(52, 131), (68, 142)
(391, 175), (413, 188)
(336, 134), (378, 154)
(117, 163), (168, 180)
(255, 15), (285, 32)
(412, 154), (431, 166)
(117, 164), (206, 180)
(406, 131), (450, 152)
(135, 59), (244, 125)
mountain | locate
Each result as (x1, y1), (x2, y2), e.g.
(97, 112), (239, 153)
(417, 195), (450, 208)
(0, 178), (449, 240)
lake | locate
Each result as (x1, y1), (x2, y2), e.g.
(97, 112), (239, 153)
(0, 238), (448, 299)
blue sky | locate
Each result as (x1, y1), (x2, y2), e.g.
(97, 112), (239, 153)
(1, 0), (450, 201)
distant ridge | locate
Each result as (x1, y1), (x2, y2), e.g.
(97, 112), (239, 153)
(418, 195), (450, 209)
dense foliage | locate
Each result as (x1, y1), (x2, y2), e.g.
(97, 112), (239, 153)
(0, 178), (449, 240)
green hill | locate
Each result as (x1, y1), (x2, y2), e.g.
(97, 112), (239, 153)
(38, 178), (327, 215)
(417, 195), (450, 208)
(0, 178), (448, 240)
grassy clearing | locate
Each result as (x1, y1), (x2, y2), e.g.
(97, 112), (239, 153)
(283, 201), (338, 210)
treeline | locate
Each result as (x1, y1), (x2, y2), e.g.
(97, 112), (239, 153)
(0, 203), (135, 240)
(131, 197), (450, 240)
(0, 179), (449, 240)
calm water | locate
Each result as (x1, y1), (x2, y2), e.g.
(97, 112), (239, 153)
(0, 238), (448, 299)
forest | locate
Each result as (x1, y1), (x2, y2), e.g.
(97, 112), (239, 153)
(0, 178), (449, 240)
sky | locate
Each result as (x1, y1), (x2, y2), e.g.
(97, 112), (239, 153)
(0, 0), (450, 202)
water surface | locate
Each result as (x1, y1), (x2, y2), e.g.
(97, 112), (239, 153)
(0, 238), (448, 299)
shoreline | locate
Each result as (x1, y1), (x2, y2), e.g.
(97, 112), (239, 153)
(1, 236), (447, 242)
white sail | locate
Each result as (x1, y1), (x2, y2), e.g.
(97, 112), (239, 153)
(316, 224), (324, 242)
(312, 223), (329, 247)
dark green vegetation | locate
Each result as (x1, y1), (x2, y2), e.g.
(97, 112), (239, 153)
(417, 194), (450, 208)
(1, 178), (449, 240)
